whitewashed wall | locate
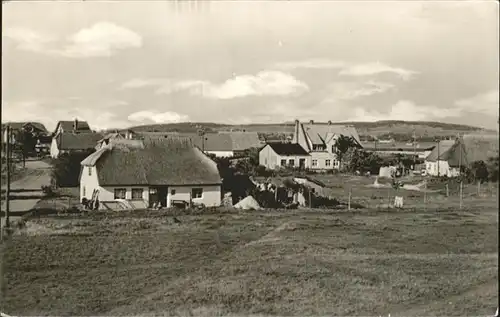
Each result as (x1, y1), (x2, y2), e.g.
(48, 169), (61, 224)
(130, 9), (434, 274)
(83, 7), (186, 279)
(167, 185), (221, 207)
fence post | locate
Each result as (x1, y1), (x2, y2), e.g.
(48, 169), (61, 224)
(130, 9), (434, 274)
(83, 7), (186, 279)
(387, 187), (391, 210)
(348, 187), (351, 211)
(445, 183), (449, 197)
(308, 189), (312, 209)
(424, 181), (427, 212)
(477, 181), (481, 196)
(459, 181), (463, 210)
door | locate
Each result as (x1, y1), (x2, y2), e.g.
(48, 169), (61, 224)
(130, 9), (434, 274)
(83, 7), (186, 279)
(299, 158), (306, 169)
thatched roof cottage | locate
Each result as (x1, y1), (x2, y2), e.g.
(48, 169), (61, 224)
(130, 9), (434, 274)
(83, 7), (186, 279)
(79, 138), (222, 209)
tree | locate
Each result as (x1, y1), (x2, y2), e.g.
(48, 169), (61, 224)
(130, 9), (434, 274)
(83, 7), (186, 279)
(334, 135), (359, 171)
(346, 149), (384, 174)
(470, 160), (489, 184)
(486, 156), (499, 182)
(52, 149), (95, 187)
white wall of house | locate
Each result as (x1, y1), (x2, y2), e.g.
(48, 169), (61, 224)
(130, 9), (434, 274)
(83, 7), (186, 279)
(99, 186), (149, 201)
(425, 160), (460, 177)
(167, 185), (221, 207)
(206, 150), (234, 158)
(259, 145), (310, 169)
(259, 145), (279, 169)
(50, 138), (60, 158)
(309, 152), (339, 170)
(79, 165), (100, 201)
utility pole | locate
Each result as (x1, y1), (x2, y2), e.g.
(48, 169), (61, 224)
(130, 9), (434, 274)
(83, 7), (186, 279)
(4, 126), (11, 230)
(437, 138), (440, 177)
(458, 133), (462, 176)
(412, 129), (416, 169)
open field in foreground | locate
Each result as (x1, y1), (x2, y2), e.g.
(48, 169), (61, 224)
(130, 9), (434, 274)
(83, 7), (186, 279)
(1, 206), (498, 316)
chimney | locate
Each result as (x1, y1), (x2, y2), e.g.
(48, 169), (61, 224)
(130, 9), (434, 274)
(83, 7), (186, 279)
(294, 119), (300, 144)
(74, 118), (78, 131)
(309, 120), (314, 124)
(328, 120), (332, 125)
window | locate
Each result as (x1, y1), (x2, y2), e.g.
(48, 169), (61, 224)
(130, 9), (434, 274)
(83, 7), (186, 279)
(170, 189), (176, 195)
(131, 188), (143, 200)
(312, 159), (318, 167)
(326, 159), (331, 167)
(288, 159), (295, 166)
(88, 167), (92, 176)
(114, 188), (126, 199)
(280, 159), (287, 167)
(334, 160), (339, 167)
(83, 186), (86, 197)
(192, 188), (203, 199)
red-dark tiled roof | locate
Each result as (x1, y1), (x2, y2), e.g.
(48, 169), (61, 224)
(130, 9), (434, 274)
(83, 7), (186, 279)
(267, 143), (309, 156)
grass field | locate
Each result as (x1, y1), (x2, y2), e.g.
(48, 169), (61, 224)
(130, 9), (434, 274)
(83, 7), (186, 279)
(2, 202), (498, 316)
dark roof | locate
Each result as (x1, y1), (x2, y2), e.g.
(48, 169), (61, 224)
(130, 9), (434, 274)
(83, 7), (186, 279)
(361, 141), (436, 151)
(219, 131), (264, 151)
(266, 143), (309, 156)
(56, 133), (102, 150)
(142, 132), (234, 152)
(425, 139), (468, 166)
(82, 138), (222, 186)
(56, 120), (92, 133)
(2, 122), (48, 133)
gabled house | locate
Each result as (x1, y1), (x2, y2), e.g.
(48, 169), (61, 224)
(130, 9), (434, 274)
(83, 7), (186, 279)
(259, 142), (310, 169)
(292, 119), (362, 170)
(425, 138), (468, 177)
(79, 138), (222, 209)
(219, 131), (265, 156)
(2, 121), (48, 136)
(53, 119), (92, 135)
(50, 132), (102, 158)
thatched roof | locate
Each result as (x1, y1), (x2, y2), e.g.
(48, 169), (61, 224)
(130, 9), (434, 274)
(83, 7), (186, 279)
(462, 133), (499, 163)
(56, 132), (102, 150)
(82, 138), (221, 186)
(425, 139), (468, 167)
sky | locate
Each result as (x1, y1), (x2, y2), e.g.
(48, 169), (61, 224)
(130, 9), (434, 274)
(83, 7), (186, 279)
(2, 0), (499, 132)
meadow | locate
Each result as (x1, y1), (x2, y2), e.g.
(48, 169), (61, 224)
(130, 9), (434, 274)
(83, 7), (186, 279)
(2, 199), (498, 316)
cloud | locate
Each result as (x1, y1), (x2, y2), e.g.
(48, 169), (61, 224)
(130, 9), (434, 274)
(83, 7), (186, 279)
(325, 80), (395, 101)
(274, 59), (348, 70)
(2, 28), (56, 52)
(346, 100), (459, 122)
(273, 59), (418, 81)
(123, 71), (309, 99)
(3, 22), (142, 58)
(61, 22), (142, 58)
(128, 110), (190, 124)
(339, 62), (418, 81)
(454, 90), (499, 117)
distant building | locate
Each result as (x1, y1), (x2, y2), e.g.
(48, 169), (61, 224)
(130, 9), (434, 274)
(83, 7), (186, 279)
(53, 119), (92, 135)
(50, 132), (102, 158)
(292, 119), (361, 170)
(259, 142), (310, 169)
(425, 138), (468, 177)
(361, 140), (436, 159)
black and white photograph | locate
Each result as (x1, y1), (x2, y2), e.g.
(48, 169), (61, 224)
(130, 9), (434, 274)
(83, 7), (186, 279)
(1, 0), (499, 316)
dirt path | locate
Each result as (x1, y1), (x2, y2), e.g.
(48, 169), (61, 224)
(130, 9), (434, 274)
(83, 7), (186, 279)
(1, 160), (51, 227)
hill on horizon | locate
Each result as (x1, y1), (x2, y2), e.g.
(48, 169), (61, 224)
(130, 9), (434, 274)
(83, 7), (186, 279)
(123, 120), (491, 136)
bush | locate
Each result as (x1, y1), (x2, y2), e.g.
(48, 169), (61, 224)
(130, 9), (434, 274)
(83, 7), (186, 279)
(41, 185), (57, 197)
